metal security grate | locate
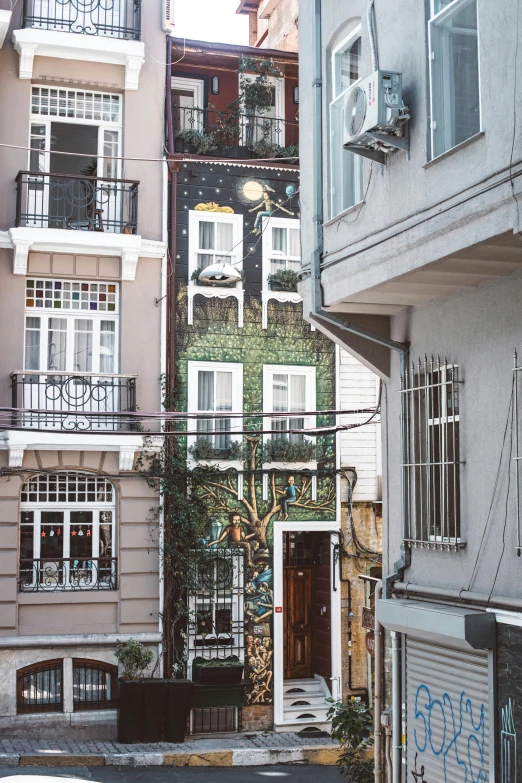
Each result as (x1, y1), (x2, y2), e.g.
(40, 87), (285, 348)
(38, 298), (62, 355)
(17, 660), (63, 713)
(73, 659), (118, 710)
(190, 707), (238, 734)
(401, 357), (463, 549)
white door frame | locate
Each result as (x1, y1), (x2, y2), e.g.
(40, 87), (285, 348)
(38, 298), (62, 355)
(273, 519), (342, 726)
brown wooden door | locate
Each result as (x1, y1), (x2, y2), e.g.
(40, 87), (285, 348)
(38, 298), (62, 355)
(284, 566), (313, 679)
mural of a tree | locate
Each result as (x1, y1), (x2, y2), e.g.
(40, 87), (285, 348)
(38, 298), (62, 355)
(197, 434), (336, 552)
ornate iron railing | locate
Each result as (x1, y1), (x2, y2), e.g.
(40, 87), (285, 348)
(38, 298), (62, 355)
(173, 106), (299, 157)
(15, 171), (139, 234)
(11, 371), (137, 432)
(22, 0), (141, 40)
(19, 557), (118, 592)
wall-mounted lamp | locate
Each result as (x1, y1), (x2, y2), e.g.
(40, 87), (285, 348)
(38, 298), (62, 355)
(293, 85), (299, 104)
(211, 76), (219, 95)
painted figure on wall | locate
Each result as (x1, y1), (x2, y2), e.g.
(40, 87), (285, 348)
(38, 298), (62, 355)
(207, 512), (257, 565)
(278, 475), (298, 521)
(249, 185), (295, 233)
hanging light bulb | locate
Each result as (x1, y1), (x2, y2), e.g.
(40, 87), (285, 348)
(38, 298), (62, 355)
(198, 261), (242, 286)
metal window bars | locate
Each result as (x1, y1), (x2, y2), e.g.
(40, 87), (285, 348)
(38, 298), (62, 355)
(401, 356), (464, 549)
(23, 0), (142, 40)
(17, 660), (63, 714)
(73, 659), (118, 710)
(19, 557), (118, 592)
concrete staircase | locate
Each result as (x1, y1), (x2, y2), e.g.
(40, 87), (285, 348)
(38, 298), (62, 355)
(277, 677), (332, 733)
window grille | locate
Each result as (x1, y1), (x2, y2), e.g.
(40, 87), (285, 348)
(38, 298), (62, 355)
(31, 87), (121, 124)
(190, 706), (239, 734)
(26, 279), (118, 313)
(401, 357), (463, 549)
(17, 660), (63, 713)
(21, 473), (113, 504)
(73, 659), (118, 711)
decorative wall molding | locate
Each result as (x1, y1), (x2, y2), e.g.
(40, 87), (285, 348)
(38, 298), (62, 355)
(7, 228), (166, 280)
(118, 446), (136, 471)
(188, 284), (244, 327)
(12, 28), (145, 90)
(0, 10), (11, 48)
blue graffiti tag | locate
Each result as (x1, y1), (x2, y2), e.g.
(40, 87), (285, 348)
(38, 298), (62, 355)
(413, 684), (486, 783)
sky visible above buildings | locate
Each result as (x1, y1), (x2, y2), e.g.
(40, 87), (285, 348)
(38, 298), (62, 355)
(174, 0), (249, 45)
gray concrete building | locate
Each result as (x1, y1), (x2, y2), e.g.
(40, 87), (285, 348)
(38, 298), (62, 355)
(299, 0), (522, 780)
(0, 0), (170, 738)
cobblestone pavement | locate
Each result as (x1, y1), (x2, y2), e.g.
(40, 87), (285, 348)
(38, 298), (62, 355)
(0, 732), (336, 755)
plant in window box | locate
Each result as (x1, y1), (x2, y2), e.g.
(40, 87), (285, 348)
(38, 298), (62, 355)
(263, 437), (316, 463)
(174, 128), (216, 156)
(188, 438), (244, 462)
(267, 269), (300, 292)
(116, 638), (194, 744)
(191, 267), (245, 288)
(191, 655), (244, 685)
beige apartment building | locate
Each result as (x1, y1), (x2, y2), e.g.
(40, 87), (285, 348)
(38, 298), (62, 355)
(0, 0), (170, 737)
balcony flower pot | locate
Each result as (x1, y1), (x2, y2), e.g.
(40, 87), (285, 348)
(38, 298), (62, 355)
(166, 679), (194, 742)
(268, 280), (297, 292)
(191, 657), (244, 685)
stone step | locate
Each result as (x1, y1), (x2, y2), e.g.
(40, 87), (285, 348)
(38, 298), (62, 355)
(275, 719), (332, 734)
(284, 693), (329, 707)
(283, 705), (331, 722)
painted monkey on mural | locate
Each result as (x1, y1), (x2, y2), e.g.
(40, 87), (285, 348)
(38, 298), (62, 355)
(249, 185), (294, 233)
(206, 512), (257, 564)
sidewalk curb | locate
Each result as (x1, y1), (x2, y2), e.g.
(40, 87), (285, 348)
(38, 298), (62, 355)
(6, 745), (341, 768)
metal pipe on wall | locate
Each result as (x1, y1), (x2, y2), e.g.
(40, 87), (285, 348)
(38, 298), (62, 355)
(391, 631), (401, 783)
(374, 580), (384, 783)
(394, 581), (522, 611)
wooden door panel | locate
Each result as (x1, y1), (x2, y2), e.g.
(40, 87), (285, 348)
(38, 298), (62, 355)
(285, 566), (313, 679)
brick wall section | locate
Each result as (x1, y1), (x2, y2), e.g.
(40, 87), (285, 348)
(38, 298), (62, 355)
(241, 705), (274, 732)
(340, 502), (382, 704)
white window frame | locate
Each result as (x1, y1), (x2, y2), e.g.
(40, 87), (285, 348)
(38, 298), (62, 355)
(20, 475), (116, 591)
(186, 361), (244, 469)
(171, 76), (205, 131)
(329, 27), (364, 219)
(428, 0), (482, 160)
(239, 73), (285, 146)
(187, 211), (245, 328)
(262, 365), (317, 496)
(261, 216), (302, 328)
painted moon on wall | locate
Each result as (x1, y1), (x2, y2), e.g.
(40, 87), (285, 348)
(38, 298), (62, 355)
(242, 180), (264, 202)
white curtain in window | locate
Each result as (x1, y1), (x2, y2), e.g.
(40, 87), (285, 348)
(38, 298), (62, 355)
(215, 222), (233, 252)
(290, 375), (306, 412)
(270, 257), (286, 275)
(74, 319), (93, 373)
(199, 222), (215, 250)
(216, 371), (232, 411)
(99, 320), (115, 374)
(273, 373), (288, 412)
(288, 228), (300, 258)
(197, 370), (214, 437)
(47, 318), (67, 371)
(272, 227), (286, 254)
(25, 317), (41, 371)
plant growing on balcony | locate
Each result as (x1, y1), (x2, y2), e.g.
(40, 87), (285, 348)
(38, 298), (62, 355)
(115, 638), (153, 680)
(188, 438), (244, 461)
(267, 269), (300, 291)
(262, 437), (316, 463)
(174, 128), (216, 155)
(327, 698), (374, 782)
(191, 267), (245, 287)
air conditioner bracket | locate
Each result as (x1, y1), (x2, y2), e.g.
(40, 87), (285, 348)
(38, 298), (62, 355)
(345, 145), (387, 165)
(366, 131), (410, 153)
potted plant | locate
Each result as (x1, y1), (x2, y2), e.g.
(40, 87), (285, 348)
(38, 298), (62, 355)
(188, 438), (244, 462)
(191, 268), (246, 288)
(191, 655), (244, 685)
(327, 698), (374, 782)
(116, 639), (194, 743)
(263, 437), (316, 463)
(174, 128), (216, 155)
(267, 269), (300, 292)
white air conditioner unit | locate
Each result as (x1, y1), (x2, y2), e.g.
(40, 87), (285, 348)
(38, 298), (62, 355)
(343, 70), (409, 164)
(163, 0), (175, 31)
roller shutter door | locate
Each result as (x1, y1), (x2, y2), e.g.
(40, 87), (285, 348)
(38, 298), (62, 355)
(406, 637), (490, 783)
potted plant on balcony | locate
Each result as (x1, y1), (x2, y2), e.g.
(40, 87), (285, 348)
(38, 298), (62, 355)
(174, 128), (216, 156)
(267, 269), (300, 292)
(188, 438), (244, 462)
(191, 268), (245, 288)
(191, 655), (244, 685)
(262, 437), (316, 463)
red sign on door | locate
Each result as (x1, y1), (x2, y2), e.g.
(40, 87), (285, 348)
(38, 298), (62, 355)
(275, 606), (283, 613)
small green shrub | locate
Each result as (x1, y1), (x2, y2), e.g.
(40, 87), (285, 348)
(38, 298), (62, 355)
(188, 438), (244, 461)
(115, 639), (153, 681)
(174, 129), (216, 155)
(327, 698), (374, 782)
(262, 437), (316, 463)
(268, 269), (300, 291)
(192, 655), (241, 667)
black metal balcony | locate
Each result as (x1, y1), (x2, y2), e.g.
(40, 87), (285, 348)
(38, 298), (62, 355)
(22, 0), (141, 40)
(16, 171), (139, 234)
(173, 106), (299, 159)
(19, 557), (118, 592)
(11, 372), (137, 432)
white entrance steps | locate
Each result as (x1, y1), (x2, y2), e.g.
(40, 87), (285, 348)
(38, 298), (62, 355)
(277, 677), (332, 733)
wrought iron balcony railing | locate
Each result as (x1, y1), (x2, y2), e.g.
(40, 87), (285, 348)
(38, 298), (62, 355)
(11, 371), (137, 432)
(22, 0), (141, 40)
(173, 106), (299, 158)
(19, 557), (118, 592)
(15, 172), (139, 234)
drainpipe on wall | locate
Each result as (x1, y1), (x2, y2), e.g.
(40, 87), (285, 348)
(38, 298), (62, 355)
(374, 580), (384, 783)
(391, 631), (401, 783)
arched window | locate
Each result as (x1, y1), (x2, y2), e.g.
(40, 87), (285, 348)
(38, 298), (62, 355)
(19, 473), (117, 592)
(17, 660), (63, 714)
(73, 659), (118, 711)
